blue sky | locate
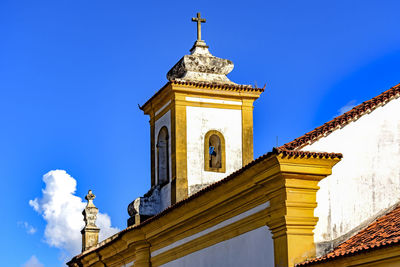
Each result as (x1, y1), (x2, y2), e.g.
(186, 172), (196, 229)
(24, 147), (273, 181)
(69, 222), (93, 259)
(1, 0), (400, 266)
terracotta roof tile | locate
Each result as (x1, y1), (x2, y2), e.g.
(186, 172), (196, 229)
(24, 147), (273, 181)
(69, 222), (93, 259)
(297, 203), (400, 266)
(281, 83), (400, 150)
(170, 80), (265, 92)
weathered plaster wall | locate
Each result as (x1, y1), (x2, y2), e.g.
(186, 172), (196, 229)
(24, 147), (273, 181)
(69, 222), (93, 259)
(186, 105), (242, 195)
(302, 98), (400, 248)
(160, 182), (171, 211)
(160, 226), (274, 267)
(154, 110), (172, 209)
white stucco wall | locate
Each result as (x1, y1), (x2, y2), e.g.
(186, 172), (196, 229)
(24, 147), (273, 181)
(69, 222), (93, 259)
(160, 226), (274, 267)
(155, 110), (172, 210)
(301, 97), (400, 244)
(160, 182), (171, 211)
(186, 105), (243, 194)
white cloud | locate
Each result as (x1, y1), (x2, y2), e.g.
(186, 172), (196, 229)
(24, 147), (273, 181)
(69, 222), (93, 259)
(22, 255), (44, 267)
(18, 221), (37, 234)
(337, 100), (358, 116)
(29, 170), (119, 257)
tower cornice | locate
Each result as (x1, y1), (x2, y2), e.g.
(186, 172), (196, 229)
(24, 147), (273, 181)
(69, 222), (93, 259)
(141, 80), (264, 115)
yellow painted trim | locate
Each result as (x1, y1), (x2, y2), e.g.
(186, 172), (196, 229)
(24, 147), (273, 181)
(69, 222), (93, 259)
(181, 100), (243, 110)
(204, 130), (226, 173)
(171, 94), (188, 203)
(148, 189), (269, 252)
(141, 82), (262, 206)
(130, 241), (150, 267)
(171, 83), (263, 100)
(241, 99), (254, 166)
(71, 154), (340, 267)
(142, 84), (173, 115)
(151, 209), (270, 266)
(153, 102), (173, 122)
(72, 84), (348, 267)
(185, 95), (243, 104)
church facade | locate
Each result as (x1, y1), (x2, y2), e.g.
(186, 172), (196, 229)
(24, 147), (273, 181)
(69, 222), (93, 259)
(67, 13), (400, 267)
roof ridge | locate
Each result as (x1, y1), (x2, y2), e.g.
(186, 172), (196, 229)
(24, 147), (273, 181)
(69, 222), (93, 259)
(281, 83), (400, 150)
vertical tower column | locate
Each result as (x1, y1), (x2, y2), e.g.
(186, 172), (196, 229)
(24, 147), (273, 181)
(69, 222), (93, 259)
(171, 94), (188, 204)
(241, 99), (255, 165)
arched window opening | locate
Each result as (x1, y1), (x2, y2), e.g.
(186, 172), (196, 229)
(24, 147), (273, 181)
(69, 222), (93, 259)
(157, 127), (169, 185)
(204, 130), (226, 173)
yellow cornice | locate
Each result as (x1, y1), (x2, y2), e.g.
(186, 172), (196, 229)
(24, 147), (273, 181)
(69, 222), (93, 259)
(69, 150), (341, 267)
(151, 209), (270, 266)
(141, 82), (262, 116)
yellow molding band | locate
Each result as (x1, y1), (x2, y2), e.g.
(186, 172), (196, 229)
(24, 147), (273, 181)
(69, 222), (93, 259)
(71, 153), (340, 267)
(171, 94), (188, 203)
(242, 99), (255, 165)
(181, 100), (243, 110)
(151, 209), (270, 266)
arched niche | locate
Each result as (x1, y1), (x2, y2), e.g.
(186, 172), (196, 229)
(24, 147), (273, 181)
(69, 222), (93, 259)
(157, 126), (169, 185)
(204, 130), (226, 173)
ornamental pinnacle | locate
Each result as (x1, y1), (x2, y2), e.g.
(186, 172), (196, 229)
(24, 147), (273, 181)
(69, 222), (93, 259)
(81, 190), (100, 252)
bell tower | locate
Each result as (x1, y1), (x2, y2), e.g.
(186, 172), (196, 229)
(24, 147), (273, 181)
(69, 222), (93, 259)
(127, 13), (263, 226)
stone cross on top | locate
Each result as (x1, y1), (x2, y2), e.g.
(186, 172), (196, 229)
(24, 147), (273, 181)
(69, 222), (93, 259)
(192, 12), (206, 41)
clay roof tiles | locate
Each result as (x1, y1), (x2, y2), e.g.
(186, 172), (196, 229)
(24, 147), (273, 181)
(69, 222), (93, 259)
(281, 83), (400, 150)
(297, 203), (400, 266)
(170, 80), (265, 92)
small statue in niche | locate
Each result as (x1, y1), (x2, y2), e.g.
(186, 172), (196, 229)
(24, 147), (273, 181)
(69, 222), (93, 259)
(209, 134), (221, 168)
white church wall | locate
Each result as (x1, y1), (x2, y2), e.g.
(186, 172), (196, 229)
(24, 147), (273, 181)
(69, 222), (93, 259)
(160, 182), (171, 211)
(155, 201), (274, 267)
(159, 226), (274, 267)
(154, 110), (172, 210)
(301, 97), (400, 244)
(186, 104), (243, 195)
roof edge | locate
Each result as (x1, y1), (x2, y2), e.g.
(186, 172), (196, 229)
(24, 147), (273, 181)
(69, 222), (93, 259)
(297, 201), (400, 266)
(281, 83), (400, 151)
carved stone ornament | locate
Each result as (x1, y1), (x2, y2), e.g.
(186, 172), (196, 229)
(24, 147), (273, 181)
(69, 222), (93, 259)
(82, 190), (99, 228)
(166, 40), (236, 84)
(81, 190), (100, 251)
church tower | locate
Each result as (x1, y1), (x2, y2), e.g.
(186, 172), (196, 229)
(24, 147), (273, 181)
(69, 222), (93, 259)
(127, 13), (263, 226)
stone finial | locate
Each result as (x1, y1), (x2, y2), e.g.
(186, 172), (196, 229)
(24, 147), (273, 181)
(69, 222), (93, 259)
(81, 190), (100, 252)
(166, 13), (236, 85)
